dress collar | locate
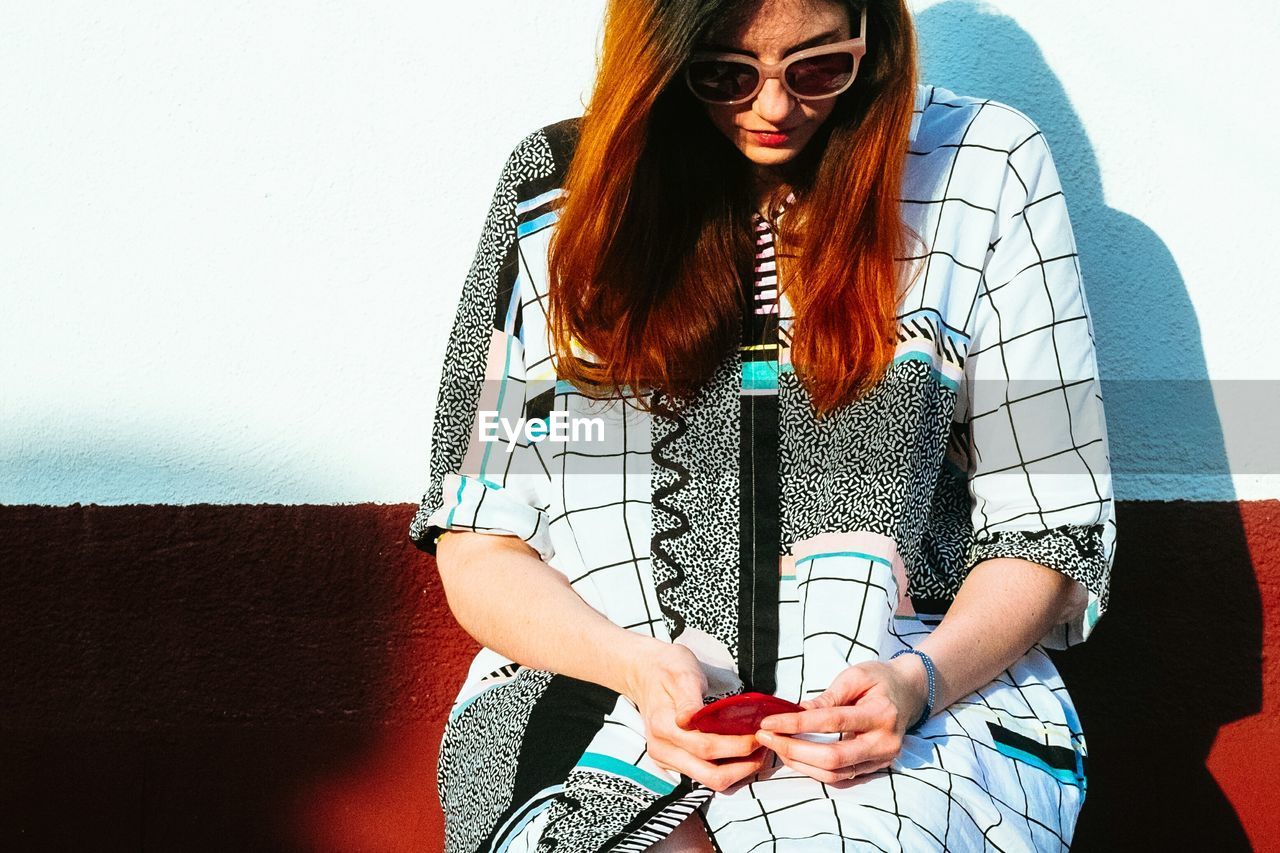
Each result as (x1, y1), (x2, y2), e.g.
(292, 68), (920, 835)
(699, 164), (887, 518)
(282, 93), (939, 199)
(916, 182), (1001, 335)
(755, 190), (798, 223)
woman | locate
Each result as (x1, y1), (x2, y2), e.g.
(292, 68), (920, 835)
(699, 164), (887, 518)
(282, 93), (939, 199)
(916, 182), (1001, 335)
(410, 0), (1115, 849)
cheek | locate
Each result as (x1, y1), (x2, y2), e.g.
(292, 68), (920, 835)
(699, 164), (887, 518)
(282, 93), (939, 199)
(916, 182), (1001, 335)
(705, 106), (739, 135)
(702, 108), (747, 147)
(805, 101), (839, 128)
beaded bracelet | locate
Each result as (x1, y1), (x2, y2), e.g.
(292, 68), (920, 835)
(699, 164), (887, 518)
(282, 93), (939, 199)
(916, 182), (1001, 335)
(890, 648), (936, 733)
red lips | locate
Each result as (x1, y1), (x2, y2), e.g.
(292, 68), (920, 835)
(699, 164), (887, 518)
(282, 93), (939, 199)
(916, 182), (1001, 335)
(748, 129), (792, 147)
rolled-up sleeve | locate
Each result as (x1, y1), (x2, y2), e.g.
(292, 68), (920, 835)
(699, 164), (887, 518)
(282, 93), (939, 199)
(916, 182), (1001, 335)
(408, 133), (555, 562)
(959, 118), (1117, 648)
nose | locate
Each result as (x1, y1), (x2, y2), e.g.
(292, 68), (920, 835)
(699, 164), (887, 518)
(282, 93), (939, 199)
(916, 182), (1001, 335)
(753, 75), (796, 125)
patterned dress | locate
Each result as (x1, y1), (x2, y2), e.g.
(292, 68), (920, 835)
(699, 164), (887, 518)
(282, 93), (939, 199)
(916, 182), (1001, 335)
(409, 84), (1116, 852)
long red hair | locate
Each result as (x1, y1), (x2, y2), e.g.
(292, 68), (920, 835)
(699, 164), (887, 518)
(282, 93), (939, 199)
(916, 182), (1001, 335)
(547, 0), (920, 418)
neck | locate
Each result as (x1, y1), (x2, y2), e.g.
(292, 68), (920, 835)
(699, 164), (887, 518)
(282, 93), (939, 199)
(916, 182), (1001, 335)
(750, 166), (788, 213)
(748, 131), (826, 211)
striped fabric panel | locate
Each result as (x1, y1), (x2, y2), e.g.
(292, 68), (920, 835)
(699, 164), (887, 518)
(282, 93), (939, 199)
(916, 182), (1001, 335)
(735, 191), (795, 693)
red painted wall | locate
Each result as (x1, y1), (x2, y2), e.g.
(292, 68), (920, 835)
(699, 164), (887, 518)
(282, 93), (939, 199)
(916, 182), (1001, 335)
(1, 501), (1275, 851)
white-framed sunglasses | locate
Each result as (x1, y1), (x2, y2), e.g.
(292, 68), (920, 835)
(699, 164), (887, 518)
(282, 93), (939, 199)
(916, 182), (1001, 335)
(684, 7), (868, 105)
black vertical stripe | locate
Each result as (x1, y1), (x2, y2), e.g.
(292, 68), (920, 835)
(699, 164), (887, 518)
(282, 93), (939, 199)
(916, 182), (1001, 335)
(738, 388), (780, 693)
(736, 207), (786, 695)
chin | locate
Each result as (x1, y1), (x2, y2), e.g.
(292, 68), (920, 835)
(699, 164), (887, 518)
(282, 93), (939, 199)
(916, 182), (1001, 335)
(741, 145), (800, 166)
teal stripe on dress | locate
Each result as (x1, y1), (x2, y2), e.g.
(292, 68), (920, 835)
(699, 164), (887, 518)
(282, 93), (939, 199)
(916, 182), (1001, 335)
(445, 475), (503, 528)
(893, 350), (959, 390)
(1085, 597), (1101, 633)
(449, 681), (503, 720)
(795, 550), (893, 569)
(516, 210), (558, 237)
(992, 741), (1085, 788)
(741, 360), (779, 391)
(445, 475), (468, 528)
(576, 752), (676, 795)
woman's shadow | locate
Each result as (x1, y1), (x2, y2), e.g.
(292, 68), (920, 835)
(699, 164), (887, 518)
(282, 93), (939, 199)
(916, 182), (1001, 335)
(917, 4), (1263, 849)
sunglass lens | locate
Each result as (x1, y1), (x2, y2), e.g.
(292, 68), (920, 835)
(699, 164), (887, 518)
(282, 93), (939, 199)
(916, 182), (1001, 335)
(687, 59), (759, 102)
(786, 53), (854, 97)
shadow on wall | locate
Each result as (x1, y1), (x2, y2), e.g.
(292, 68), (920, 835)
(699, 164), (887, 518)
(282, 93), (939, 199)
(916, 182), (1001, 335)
(917, 3), (1263, 849)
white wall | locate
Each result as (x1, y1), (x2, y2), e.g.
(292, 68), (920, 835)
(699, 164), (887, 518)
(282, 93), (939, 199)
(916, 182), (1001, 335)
(2, 1), (1276, 505)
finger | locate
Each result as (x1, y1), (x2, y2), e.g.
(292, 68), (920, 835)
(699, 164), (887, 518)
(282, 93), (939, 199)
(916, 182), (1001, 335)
(668, 675), (708, 728)
(798, 664), (880, 712)
(673, 701), (702, 729)
(850, 757), (894, 778)
(769, 740), (896, 784)
(715, 745), (773, 786)
(828, 664), (880, 702)
(667, 724), (763, 761)
(713, 744), (771, 771)
(655, 744), (768, 792)
(649, 740), (718, 779)
(802, 692), (836, 711)
(857, 734), (904, 771)
(709, 745), (773, 789)
(771, 749), (854, 785)
(651, 707), (760, 761)
(755, 729), (875, 771)
(758, 705), (877, 735)
(662, 705), (764, 759)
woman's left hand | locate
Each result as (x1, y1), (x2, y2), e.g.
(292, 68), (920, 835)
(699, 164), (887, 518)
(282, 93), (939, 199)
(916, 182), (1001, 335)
(754, 657), (929, 783)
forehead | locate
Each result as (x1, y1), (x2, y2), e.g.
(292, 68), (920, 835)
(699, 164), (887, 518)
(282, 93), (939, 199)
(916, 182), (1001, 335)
(701, 0), (852, 53)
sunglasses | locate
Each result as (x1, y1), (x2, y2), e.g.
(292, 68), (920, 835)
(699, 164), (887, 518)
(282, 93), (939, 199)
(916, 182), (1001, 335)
(684, 7), (867, 105)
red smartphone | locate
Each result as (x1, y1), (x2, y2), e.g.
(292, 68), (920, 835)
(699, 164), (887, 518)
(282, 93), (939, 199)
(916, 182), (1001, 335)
(686, 692), (805, 735)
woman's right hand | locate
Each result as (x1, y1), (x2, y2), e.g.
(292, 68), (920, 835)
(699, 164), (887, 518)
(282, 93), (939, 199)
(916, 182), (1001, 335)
(622, 640), (772, 792)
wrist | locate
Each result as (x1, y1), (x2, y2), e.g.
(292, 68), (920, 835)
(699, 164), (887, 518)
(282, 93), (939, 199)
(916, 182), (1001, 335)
(888, 648), (935, 732)
(615, 633), (670, 701)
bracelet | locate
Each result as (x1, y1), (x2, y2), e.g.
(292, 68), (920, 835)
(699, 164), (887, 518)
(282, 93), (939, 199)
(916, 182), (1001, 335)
(890, 648), (936, 733)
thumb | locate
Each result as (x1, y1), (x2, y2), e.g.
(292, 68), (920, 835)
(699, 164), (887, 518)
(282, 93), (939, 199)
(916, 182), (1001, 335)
(801, 692), (834, 711)
(831, 663), (879, 703)
(671, 668), (708, 727)
(805, 664), (878, 710)
(674, 697), (704, 728)
(675, 691), (706, 722)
